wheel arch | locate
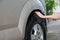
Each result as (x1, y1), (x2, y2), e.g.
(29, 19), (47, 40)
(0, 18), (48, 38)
(18, 0), (45, 39)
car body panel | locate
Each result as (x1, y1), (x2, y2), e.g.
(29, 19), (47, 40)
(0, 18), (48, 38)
(0, 0), (28, 30)
(18, 0), (45, 39)
(0, 0), (46, 40)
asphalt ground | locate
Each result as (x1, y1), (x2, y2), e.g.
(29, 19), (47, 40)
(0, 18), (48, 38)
(47, 20), (60, 40)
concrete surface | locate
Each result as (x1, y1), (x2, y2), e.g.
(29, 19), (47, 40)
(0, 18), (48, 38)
(47, 20), (60, 40)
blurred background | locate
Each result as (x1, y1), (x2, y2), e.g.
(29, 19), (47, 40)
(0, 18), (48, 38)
(46, 0), (60, 40)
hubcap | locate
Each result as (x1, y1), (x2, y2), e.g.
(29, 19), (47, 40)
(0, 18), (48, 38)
(31, 24), (43, 40)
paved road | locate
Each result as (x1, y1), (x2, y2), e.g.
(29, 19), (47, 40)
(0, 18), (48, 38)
(47, 20), (60, 40)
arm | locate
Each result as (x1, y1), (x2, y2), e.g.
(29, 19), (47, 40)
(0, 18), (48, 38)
(35, 12), (60, 19)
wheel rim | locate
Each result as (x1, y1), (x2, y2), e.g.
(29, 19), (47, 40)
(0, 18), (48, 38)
(31, 24), (43, 40)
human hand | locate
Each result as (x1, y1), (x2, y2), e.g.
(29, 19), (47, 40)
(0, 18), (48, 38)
(35, 11), (44, 18)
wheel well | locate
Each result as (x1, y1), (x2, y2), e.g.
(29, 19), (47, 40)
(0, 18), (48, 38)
(25, 9), (47, 32)
(27, 9), (44, 23)
(26, 9), (47, 31)
(25, 9), (47, 40)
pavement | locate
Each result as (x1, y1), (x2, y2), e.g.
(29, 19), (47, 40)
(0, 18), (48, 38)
(47, 20), (60, 40)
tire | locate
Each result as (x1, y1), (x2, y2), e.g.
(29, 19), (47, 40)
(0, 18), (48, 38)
(25, 12), (47, 40)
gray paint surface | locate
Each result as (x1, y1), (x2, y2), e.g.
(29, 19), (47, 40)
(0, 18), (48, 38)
(0, 0), (27, 30)
(0, 0), (46, 40)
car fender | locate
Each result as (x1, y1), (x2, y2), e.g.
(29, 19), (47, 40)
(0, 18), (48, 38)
(18, 0), (45, 39)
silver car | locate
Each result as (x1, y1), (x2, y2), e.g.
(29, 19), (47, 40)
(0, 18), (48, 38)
(0, 0), (47, 40)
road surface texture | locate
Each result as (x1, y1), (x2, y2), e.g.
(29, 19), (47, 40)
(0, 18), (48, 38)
(47, 20), (60, 40)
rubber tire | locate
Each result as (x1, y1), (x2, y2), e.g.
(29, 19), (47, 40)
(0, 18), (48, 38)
(24, 13), (46, 40)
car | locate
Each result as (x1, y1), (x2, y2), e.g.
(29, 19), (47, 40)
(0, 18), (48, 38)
(0, 0), (47, 40)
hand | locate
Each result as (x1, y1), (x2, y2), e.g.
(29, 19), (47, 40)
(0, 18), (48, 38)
(35, 11), (44, 18)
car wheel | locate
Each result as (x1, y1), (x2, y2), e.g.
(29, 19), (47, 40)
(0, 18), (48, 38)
(25, 11), (47, 40)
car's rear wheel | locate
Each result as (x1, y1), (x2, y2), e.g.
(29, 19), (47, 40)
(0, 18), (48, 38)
(25, 11), (47, 40)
